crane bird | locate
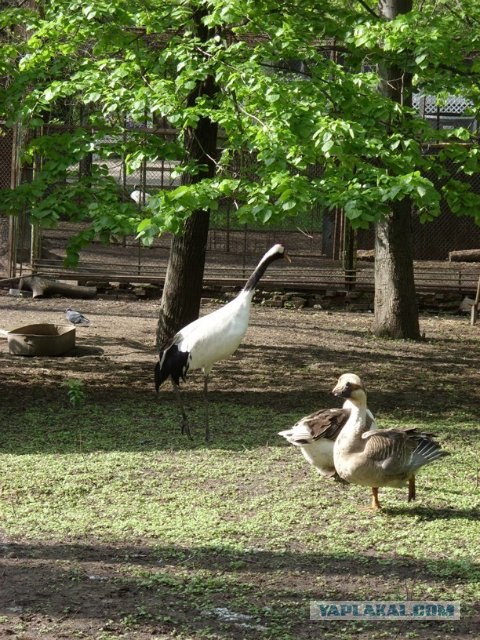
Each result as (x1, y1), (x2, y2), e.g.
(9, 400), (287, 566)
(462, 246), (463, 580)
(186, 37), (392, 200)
(130, 184), (151, 206)
(155, 244), (290, 440)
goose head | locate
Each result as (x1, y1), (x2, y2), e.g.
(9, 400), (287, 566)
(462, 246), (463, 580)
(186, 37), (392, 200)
(332, 373), (366, 403)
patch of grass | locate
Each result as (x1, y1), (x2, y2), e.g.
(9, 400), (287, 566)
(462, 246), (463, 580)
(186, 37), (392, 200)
(1, 392), (479, 639)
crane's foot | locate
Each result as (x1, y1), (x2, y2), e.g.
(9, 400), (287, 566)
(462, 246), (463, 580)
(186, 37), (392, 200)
(181, 419), (193, 440)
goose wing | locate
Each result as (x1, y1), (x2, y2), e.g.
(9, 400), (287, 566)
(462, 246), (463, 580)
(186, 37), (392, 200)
(301, 407), (350, 441)
(362, 427), (446, 475)
(293, 406), (376, 443)
(278, 408), (349, 446)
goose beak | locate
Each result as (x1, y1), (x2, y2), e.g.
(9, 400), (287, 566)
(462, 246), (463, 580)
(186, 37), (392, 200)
(332, 383), (346, 398)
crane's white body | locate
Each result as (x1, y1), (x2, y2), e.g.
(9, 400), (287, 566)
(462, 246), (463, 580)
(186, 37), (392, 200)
(175, 289), (254, 375)
(130, 188), (151, 206)
(156, 243), (288, 440)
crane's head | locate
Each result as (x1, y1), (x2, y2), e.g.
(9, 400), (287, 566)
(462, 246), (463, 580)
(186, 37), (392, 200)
(265, 243), (291, 263)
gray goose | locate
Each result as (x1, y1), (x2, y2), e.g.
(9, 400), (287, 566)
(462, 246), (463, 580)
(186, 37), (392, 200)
(332, 373), (448, 509)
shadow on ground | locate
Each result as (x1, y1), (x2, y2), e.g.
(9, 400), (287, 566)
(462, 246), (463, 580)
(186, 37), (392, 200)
(0, 540), (478, 639)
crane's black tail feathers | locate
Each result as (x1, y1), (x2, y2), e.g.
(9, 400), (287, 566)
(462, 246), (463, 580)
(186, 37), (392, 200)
(155, 344), (190, 391)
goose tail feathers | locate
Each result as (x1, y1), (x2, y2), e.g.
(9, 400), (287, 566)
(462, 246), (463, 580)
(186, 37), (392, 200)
(410, 435), (449, 469)
(278, 424), (313, 446)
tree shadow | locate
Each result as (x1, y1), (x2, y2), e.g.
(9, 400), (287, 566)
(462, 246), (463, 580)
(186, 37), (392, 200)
(382, 505), (480, 521)
(0, 540), (477, 639)
(0, 379), (476, 455)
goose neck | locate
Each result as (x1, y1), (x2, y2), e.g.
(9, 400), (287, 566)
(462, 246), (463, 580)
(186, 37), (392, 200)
(342, 397), (368, 437)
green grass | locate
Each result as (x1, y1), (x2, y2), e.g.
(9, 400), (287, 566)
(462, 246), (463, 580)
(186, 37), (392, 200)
(1, 393), (479, 639)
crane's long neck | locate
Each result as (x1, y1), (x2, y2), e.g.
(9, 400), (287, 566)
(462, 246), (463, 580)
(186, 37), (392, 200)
(243, 252), (280, 293)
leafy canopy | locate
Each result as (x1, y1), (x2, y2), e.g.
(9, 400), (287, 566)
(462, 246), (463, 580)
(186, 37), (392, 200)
(1, 0), (480, 261)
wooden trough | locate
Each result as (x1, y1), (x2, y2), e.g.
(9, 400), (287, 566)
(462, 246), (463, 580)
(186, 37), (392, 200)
(0, 323), (76, 356)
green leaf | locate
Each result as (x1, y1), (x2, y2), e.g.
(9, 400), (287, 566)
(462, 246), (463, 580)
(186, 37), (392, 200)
(136, 218), (152, 232)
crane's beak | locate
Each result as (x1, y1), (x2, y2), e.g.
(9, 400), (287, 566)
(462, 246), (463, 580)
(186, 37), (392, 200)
(283, 250), (292, 263)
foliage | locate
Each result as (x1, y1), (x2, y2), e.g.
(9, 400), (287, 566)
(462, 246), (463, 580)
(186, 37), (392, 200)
(62, 378), (86, 407)
(1, 0), (480, 261)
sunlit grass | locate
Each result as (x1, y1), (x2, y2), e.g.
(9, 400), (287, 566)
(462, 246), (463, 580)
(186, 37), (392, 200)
(1, 394), (479, 639)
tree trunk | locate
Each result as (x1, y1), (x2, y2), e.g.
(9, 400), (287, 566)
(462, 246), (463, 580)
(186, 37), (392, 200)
(156, 210), (211, 346)
(374, 0), (420, 339)
(373, 201), (420, 338)
(156, 12), (218, 346)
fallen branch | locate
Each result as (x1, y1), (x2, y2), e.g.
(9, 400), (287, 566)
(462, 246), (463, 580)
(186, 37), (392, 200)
(16, 275), (97, 299)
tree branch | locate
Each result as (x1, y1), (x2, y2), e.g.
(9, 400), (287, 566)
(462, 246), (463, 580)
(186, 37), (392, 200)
(356, 0), (380, 19)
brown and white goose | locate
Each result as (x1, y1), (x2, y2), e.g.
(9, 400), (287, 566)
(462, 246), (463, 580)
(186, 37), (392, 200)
(278, 403), (377, 482)
(332, 373), (448, 509)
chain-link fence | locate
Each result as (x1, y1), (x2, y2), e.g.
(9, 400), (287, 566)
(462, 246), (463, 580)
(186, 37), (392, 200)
(351, 152), (480, 261)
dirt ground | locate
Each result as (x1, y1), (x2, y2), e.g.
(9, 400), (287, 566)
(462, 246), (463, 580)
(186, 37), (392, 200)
(1, 286), (479, 404)
(1, 290), (479, 639)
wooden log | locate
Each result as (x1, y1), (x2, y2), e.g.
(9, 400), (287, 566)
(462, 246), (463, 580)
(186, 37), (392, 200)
(18, 275), (97, 299)
(0, 277), (22, 288)
(356, 249), (375, 262)
(470, 275), (480, 326)
(448, 249), (480, 263)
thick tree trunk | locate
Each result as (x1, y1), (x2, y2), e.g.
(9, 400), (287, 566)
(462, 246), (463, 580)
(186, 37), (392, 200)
(156, 12), (218, 346)
(374, 0), (420, 339)
(373, 201), (420, 338)
(156, 210), (211, 345)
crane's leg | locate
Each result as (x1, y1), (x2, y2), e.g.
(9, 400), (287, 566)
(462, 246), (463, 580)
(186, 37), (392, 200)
(172, 381), (192, 439)
(408, 475), (416, 502)
(204, 374), (210, 442)
(371, 487), (381, 510)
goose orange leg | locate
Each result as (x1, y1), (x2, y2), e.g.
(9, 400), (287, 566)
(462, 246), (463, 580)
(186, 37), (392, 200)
(371, 487), (381, 510)
(408, 475), (416, 502)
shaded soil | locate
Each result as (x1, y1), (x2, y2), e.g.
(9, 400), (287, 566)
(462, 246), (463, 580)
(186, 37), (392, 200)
(1, 291), (479, 639)
(1, 290), (479, 410)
